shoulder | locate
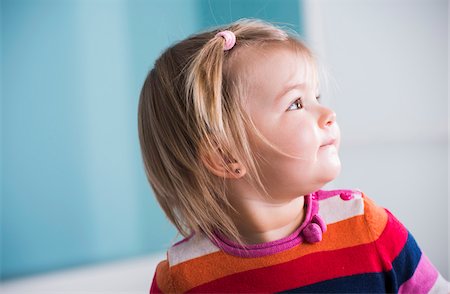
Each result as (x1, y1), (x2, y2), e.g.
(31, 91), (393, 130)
(151, 233), (221, 293)
(167, 233), (221, 267)
(315, 189), (447, 291)
(316, 188), (407, 264)
(316, 188), (409, 260)
(316, 188), (391, 240)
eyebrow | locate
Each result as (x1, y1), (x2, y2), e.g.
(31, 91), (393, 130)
(275, 83), (306, 103)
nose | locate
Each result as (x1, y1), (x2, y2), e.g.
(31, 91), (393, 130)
(318, 106), (336, 128)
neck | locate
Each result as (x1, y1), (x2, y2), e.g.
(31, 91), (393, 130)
(226, 182), (306, 245)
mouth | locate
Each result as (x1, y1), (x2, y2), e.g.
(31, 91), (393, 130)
(320, 138), (336, 148)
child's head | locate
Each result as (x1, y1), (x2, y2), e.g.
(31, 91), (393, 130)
(138, 18), (340, 245)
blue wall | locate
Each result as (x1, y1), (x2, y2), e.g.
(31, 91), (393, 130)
(1, 0), (302, 281)
(198, 0), (302, 34)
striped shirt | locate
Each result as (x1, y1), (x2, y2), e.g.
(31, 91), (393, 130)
(150, 189), (448, 293)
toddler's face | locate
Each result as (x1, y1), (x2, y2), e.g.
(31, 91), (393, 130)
(236, 44), (341, 199)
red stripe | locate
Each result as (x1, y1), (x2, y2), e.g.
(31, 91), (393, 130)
(188, 211), (408, 293)
(150, 273), (162, 294)
(374, 209), (409, 271)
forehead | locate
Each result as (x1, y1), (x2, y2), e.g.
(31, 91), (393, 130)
(232, 43), (316, 102)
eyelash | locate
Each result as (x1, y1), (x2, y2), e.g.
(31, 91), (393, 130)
(287, 95), (321, 111)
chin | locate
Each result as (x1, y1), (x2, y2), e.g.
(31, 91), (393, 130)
(320, 162), (342, 183)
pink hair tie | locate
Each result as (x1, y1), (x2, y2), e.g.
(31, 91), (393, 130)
(215, 30), (236, 51)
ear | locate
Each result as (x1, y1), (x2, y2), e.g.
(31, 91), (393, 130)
(200, 147), (246, 179)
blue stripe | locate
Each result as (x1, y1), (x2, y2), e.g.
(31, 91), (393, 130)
(279, 272), (386, 293)
(385, 231), (422, 292)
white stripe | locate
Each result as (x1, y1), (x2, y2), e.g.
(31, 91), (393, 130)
(318, 192), (364, 225)
(168, 233), (220, 267)
(428, 273), (449, 294)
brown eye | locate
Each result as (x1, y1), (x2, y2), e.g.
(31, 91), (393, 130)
(287, 97), (303, 111)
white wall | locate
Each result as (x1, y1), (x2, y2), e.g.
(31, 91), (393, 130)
(0, 253), (165, 293)
(303, 0), (448, 278)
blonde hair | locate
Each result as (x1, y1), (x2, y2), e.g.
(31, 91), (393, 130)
(138, 18), (319, 247)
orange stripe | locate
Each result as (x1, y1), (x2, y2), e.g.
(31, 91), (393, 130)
(155, 260), (174, 293)
(362, 193), (389, 237)
(171, 205), (388, 292)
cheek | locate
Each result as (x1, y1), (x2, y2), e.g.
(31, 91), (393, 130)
(274, 121), (318, 158)
(249, 114), (319, 161)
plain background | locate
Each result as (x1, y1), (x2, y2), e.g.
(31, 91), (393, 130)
(304, 0), (448, 278)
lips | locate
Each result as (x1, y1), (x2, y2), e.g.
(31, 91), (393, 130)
(320, 138), (336, 147)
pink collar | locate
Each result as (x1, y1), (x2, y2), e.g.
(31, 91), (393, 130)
(210, 191), (327, 258)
